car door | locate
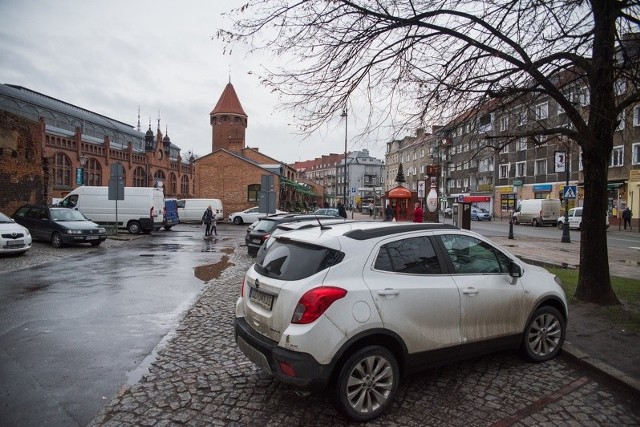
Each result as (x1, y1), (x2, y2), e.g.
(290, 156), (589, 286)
(362, 234), (462, 359)
(569, 208), (582, 229)
(435, 234), (527, 350)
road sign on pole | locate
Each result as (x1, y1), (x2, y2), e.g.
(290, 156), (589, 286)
(563, 185), (577, 199)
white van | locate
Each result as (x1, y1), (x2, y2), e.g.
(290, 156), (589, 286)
(557, 207), (610, 230)
(177, 199), (223, 223)
(512, 198), (561, 227)
(57, 186), (165, 234)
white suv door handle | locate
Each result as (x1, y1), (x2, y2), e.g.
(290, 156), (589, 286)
(463, 287), (479, 295)
(378, 289), (399, 296)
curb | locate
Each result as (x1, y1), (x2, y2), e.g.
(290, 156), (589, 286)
(561, 342), (640, 394)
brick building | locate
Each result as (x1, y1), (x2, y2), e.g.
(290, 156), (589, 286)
(0, 84), (194, 215)
(195, 82), (323, 215)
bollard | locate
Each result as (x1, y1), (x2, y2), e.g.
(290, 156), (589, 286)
(508, 218), (514, 240)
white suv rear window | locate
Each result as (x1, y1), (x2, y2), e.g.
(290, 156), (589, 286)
(255, 240), (344, 280)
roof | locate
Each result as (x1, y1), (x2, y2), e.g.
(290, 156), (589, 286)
(210, 82), (247, 117)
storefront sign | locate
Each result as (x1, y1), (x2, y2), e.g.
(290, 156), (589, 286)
(533, 184), (552, 192)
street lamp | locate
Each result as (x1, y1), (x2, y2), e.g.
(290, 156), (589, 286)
(341, 109), (348, 208)
(561, 148), (571, 243)
(79, 154), (88, 185)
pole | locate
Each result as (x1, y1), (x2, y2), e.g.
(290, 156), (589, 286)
(341, 109), (348, 209)
(561, 149), (571, 243)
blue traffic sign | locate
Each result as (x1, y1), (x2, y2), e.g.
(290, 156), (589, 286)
(563, 185), (577, 199)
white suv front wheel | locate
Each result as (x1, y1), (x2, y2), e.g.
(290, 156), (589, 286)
(522, 306), (566, 362)
(335, 346), (399, 422)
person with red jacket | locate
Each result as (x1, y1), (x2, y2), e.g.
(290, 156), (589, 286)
(413, 202), (423, 223)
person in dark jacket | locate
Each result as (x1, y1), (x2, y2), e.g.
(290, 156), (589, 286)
(202, 206), (216, 237)
(337, 203), (347, 219)
(385, 204), (394, 221)
(622, 206), (632, 230)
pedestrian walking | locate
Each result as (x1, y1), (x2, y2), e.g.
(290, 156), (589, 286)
(337, 202), (347, 219)
(369, 202), (374, 217)
(202, 205), (216, 237)
(622, 206), (632, 230)
(413, 202), (423, 223)
(385, 204), (394, 221)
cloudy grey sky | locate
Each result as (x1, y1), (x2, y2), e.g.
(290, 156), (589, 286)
(0, 0), (388, 164)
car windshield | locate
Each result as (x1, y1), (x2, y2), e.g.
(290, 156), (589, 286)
(51, 210), (87, 221)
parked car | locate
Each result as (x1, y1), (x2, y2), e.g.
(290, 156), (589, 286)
(235, 222), (568, 421)
(228, 207), (287, 225)
(245, 214), (345, 256)
(470, 207), (492, 221)
(0, 211), (32, 255)
(442, 207), (453, 217)
(12, 205), (107, 248)
(311, 208), (340, 217)
(557, 207), (610, 230)
(255, 217), (354, 260)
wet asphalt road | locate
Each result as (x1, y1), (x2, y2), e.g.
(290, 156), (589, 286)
(0, 223), (245, 426)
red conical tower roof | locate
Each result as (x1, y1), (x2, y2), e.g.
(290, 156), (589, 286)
(210, 82), (247, 117)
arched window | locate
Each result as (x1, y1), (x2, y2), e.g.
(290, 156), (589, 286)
(181, 175), (189, 195)
(53, 153), (72, 187)
(85, 158), (103, 186)
(133, 167), (146, 187)
(154, 170), (166, 188)
(170, 173), (177, 195)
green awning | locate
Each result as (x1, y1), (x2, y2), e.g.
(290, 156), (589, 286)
(280, 177), (317, 196)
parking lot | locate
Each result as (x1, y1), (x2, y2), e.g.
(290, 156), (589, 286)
(2, 223), (640, 426)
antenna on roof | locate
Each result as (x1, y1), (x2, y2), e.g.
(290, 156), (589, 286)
(137, 106), (141, 131)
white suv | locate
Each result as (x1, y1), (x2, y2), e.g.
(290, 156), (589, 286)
(235, 222), (567, 421)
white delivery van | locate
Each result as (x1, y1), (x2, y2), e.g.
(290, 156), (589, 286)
(57, 186), (165, 234)
(177, 199), (223, 223)
(512, 198), (561, 227)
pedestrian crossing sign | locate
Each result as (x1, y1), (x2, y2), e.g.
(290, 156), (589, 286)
(563, 185), (577, 199)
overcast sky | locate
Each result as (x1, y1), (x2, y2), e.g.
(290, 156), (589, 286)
(0, 0), (389, 164)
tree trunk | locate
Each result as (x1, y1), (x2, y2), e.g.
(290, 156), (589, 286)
(575, 142), (619, 305)
(574, 0), (619, 305)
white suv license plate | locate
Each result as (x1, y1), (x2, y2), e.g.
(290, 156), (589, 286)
(6, 240), (24, 246)
(249, 287), (274, 311)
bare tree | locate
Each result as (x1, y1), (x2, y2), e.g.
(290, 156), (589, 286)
(220, 0), (640, 305)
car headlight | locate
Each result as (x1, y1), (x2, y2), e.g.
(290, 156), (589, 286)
(23, 229), (30, 236)
(97, 228), (107, 233)
(67, 229), (83, 234)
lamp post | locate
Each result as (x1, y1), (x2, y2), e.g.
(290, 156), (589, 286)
(341, 109), (348, 208)
(79, 154), (88, 185)
(561, 149), (571, 243)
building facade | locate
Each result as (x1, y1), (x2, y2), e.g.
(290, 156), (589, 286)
(385, 85), (640, 227)
(0, 84), (194, 215)
(195, 83), (323, 215)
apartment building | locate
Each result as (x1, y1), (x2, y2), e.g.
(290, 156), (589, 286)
(292, 149), (384, 209)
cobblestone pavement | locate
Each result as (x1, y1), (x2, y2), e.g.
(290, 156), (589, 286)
(88, 245), (640, 426)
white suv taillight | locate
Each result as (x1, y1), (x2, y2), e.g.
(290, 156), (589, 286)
(291, 287), (347, 324)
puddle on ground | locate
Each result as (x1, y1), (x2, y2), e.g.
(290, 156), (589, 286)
(194, 253), (235, 282)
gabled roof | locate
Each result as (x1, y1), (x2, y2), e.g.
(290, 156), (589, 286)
(210, 82), (247, 117)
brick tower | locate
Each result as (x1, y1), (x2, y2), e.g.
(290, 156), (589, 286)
(210, 82), (247, 154)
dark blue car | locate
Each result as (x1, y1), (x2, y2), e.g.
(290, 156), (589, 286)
(163, 199), (180, 230)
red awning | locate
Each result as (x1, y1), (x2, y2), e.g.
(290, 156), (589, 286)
(388, 186), (412, 199)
